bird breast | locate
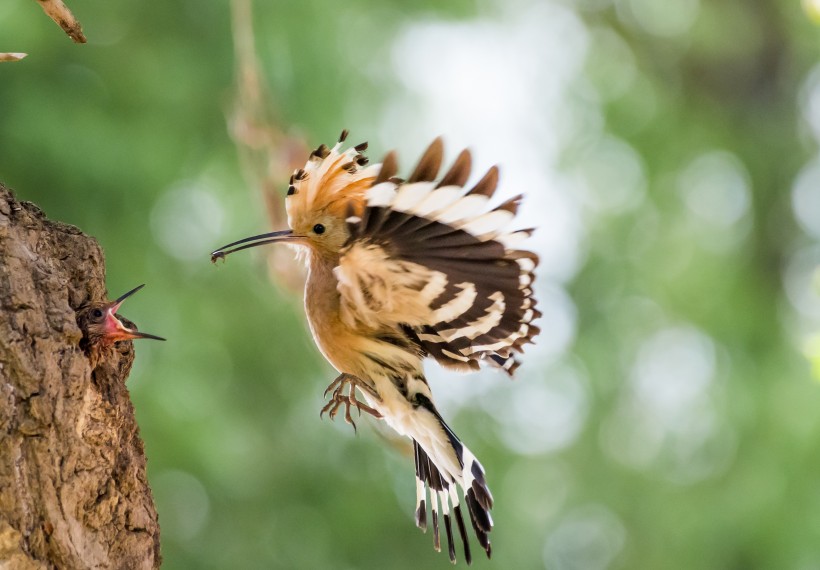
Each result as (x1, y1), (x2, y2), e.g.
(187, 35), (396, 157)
(304, 254), (422, 382)
(304, 255), (364, 374)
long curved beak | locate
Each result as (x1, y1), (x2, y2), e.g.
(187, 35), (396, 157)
(106, 284), (166, 342)
(210, 229), (303, 263)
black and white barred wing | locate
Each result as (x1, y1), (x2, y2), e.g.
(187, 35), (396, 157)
(335, 139), (540, 374)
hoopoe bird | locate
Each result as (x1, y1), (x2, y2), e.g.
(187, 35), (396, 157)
(76, 284), (166, 369)
(212, 132), (539, 564)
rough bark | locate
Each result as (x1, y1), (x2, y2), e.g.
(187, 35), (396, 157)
(0, 183), (160, 569)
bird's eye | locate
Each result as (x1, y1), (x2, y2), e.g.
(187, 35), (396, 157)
(287, 186), (295, 196)
(91, 308), (104, 319)
(313, 224), (326, 235)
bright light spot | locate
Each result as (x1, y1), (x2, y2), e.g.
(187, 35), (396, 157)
(601, 326), (735, 483)
(390, 3), (588, 148)
(498, 363), (588, 455)
(387, 2), (590, 284)
(632, 326), (715, 416)
(524, 281), (578, 365)
(543, 504), (626, 570)
(620, 0), (701, 37)
(577, 135), (647, 214)
(521, 173), (586, 283)
(783, 245), (820, 319)
(153, 470), (210, 541)
(804, 0), (820, 24)
(678, 151), (751, 227)
(803, 334), (820, 382)
(151, 180), (225, 261)
(792, 158), (820, 240)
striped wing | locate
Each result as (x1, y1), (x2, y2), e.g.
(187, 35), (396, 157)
(335, 139), (540, 374)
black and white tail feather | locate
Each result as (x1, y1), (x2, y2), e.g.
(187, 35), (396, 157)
(328, 137), (539, 563)
(412, 395), (493, 564)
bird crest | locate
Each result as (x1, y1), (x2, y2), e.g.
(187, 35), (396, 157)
(285, 130), (380, 229)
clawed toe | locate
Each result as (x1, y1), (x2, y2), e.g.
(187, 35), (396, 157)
(320, 374), (382, 432)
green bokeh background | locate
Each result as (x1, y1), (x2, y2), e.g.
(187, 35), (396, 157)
(3, 0), (820, 568)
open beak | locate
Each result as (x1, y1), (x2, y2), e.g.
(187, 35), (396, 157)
(210, 229), (304, 263)
(111, 283), (146, 312)
(105, 284), (166, 342)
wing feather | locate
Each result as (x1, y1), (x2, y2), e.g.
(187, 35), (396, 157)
(408, 138), (445, 183)
(337, 145), (539, 375)
(436, 149), (472, 188)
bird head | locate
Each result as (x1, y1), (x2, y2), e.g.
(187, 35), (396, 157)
(77, 284), (166, 346)
(212, 131), (382, 261)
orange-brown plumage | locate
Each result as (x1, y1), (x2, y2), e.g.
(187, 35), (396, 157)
(212, 131), (540, 563)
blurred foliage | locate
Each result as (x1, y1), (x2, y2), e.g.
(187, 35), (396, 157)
(3, 0), (820, 568)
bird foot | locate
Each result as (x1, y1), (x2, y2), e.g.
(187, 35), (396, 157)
(320, 373), (382, 431)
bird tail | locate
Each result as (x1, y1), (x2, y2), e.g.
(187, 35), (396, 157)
(411, 395), (493, 564)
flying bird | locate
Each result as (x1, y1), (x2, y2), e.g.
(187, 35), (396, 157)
(76, 284), (166, 369)
(211, 132), (539, 564)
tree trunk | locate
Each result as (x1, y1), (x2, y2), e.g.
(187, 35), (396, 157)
(0, 183), (160, 569)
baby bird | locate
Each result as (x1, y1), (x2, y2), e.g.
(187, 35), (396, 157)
(212, 132), (539, 564)
(76, 284), (165, 369)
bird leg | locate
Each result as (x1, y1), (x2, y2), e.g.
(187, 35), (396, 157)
(320, 373), (382, 431)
